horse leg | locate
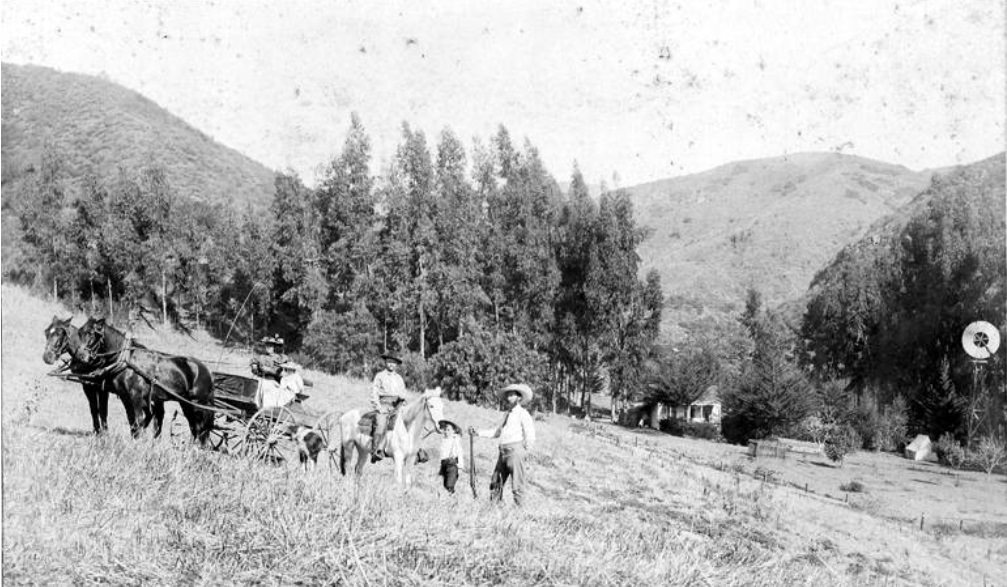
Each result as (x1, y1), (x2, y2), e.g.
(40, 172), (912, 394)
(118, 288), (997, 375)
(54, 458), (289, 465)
(354, 443), (368, 476)
(182, 404), (213, 446)
(151, 400), (165, 438)
(394, 453), (404, 486)
(97, 386), (109, 433)
(83, 385), (102, 435)
(117, 392), (140, 438)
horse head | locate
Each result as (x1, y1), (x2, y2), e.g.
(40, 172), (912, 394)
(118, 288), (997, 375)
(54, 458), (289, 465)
(421, 386), (446, 433)
(77, 316), (118, 365)
(42, 315), (75, 365)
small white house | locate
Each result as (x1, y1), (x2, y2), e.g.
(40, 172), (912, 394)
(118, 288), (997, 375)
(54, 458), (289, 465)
(648, 385), (722, 429)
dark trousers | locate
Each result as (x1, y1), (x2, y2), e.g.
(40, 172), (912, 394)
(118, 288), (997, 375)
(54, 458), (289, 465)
(489, 444), (526, 505)
(372, 412), (388, 456)
(439, 458), (459, 493)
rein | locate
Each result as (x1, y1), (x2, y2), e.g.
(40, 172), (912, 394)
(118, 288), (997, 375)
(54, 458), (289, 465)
(78, 324), (234, 418)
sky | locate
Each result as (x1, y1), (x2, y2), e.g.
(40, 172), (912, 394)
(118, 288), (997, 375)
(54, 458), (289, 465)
(2, 0), (1004, 188)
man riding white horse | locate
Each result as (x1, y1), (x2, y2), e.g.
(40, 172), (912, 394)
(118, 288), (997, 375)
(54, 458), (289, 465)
(369, 353), (407, 462)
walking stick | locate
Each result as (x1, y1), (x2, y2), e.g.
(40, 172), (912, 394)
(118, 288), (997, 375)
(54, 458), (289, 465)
(469, 430), (478, 498)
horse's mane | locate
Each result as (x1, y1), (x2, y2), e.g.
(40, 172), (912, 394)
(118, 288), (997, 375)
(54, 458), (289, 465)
(82, 319), (148, 353)
(399, 393), (427, 424)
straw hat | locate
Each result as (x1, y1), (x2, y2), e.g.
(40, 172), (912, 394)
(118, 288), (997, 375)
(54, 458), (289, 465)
(497, 383), (533, 403)
(380, 353), (403, 364)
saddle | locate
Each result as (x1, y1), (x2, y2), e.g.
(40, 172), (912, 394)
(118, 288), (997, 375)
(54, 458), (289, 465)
(358, 404), (403, 436)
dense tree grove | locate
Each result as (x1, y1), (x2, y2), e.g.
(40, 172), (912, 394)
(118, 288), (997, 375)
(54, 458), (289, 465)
(801, 156), (1006, 445)
(7, 112), (1002, 448)
(5, 116), (662, 414)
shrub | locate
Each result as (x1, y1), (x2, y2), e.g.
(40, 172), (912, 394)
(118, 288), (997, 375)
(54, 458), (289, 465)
(967, 435), (1007, 478)
(660, 419), (721, 441)
(430, 326), (548, 408)
(798, 414), (830, 446)
(658, 418), (683, 436)
(934, 432), (966, 469)
(839, 480), (865, 493)
(824, 424), (859, 467)
(874, 397), (909, 452)
(682, 421), (722, 441)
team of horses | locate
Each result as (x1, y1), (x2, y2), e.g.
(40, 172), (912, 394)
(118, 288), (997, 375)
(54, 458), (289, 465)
(42, 315), (444, 486)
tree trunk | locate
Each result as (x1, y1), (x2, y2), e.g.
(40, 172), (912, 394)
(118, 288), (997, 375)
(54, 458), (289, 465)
(108, 278), (114, 318)
(53, 277), (57, 302)
(162, 268), (168, 327)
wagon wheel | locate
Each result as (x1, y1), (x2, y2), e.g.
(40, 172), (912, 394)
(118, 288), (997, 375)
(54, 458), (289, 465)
(205, 412), (243, 454)
(241, 407), (299, 465)
(169, 408), (237, 452)
(313, 410), (343, 471)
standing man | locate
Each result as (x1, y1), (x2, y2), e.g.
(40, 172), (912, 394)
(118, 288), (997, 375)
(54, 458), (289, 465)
(370, 353), (407, 462)
(470, 383), (536, 506)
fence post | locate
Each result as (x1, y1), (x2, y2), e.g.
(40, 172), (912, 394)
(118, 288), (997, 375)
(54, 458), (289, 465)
(920, 514), (924, 530)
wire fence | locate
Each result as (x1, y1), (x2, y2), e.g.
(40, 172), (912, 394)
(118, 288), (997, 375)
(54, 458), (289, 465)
(567, 420), (1007, 539)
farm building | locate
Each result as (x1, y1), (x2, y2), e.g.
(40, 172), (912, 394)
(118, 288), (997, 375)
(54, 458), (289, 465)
(641, 385), (723, 430)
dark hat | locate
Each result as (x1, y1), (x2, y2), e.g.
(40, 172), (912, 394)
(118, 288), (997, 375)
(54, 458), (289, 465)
(380, 353), (403, 364)
(438, 420), (462, 434)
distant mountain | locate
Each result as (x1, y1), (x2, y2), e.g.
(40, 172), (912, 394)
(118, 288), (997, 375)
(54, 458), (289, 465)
(1, 63), (276, 208)
(622, 152), (935, 340)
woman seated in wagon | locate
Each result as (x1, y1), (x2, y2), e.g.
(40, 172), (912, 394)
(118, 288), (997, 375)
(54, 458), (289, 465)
(254, 360), (307, 409)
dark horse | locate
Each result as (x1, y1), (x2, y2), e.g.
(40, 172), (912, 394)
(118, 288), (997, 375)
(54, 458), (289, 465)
(43, 315), (116, 434)
(77, 317), (215, 443)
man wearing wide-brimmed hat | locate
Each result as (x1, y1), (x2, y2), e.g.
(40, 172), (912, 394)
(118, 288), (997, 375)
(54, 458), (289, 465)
(369, 353), (407, 461)
(470, 383), (536, 506)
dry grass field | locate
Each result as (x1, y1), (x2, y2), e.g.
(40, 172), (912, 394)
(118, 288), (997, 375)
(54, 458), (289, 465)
(3, 284), (1006, 586)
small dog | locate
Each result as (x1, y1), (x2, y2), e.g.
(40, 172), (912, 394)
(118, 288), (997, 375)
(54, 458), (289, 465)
(291, 425), (326, 471)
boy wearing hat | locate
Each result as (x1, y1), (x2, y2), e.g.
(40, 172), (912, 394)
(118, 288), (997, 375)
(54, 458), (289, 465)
(470, 383), (536, 506)
(370, 353), (407, 461)
(437, 420), (465, 494)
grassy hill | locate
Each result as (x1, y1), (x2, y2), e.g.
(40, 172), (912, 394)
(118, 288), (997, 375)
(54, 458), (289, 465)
(4, 283), (1006, 585)
(1, 63), (276, 209)
(624, 152), (933, 340)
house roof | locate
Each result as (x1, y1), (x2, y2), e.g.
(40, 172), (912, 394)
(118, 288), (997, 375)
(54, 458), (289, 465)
(690, 385), (720, 406)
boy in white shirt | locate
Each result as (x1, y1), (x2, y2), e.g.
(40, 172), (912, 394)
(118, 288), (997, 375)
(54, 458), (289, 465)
(437, 420), (465, 494)
(470, 383), (536, 506)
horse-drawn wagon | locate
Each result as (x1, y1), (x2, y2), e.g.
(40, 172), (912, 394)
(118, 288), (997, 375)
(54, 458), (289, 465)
(44, 315), (339, 468)
(179, 370), (341, 466)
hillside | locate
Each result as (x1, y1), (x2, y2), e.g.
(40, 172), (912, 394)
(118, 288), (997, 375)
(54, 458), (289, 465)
(623, 152), (934, 340)
(1, 63), (276, 209)
(4, 283), (1006, 585)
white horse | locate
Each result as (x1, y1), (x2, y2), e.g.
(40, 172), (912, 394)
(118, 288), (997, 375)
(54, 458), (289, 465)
(337, 387), (445, 486)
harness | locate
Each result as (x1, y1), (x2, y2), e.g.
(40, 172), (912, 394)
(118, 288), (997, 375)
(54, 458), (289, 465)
(74, 327), (224, 416)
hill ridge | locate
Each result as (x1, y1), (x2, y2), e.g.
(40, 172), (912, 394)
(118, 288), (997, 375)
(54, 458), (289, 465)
(1, 62), (277, 209)
(623, 151), (935, 339)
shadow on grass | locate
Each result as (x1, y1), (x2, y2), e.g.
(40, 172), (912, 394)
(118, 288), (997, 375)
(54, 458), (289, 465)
(809, 461), (838, 469)
(46, 426), (95, 438)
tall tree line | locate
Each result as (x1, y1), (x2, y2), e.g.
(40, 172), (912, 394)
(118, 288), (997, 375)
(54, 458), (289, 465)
(6, 116), (663, 413)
